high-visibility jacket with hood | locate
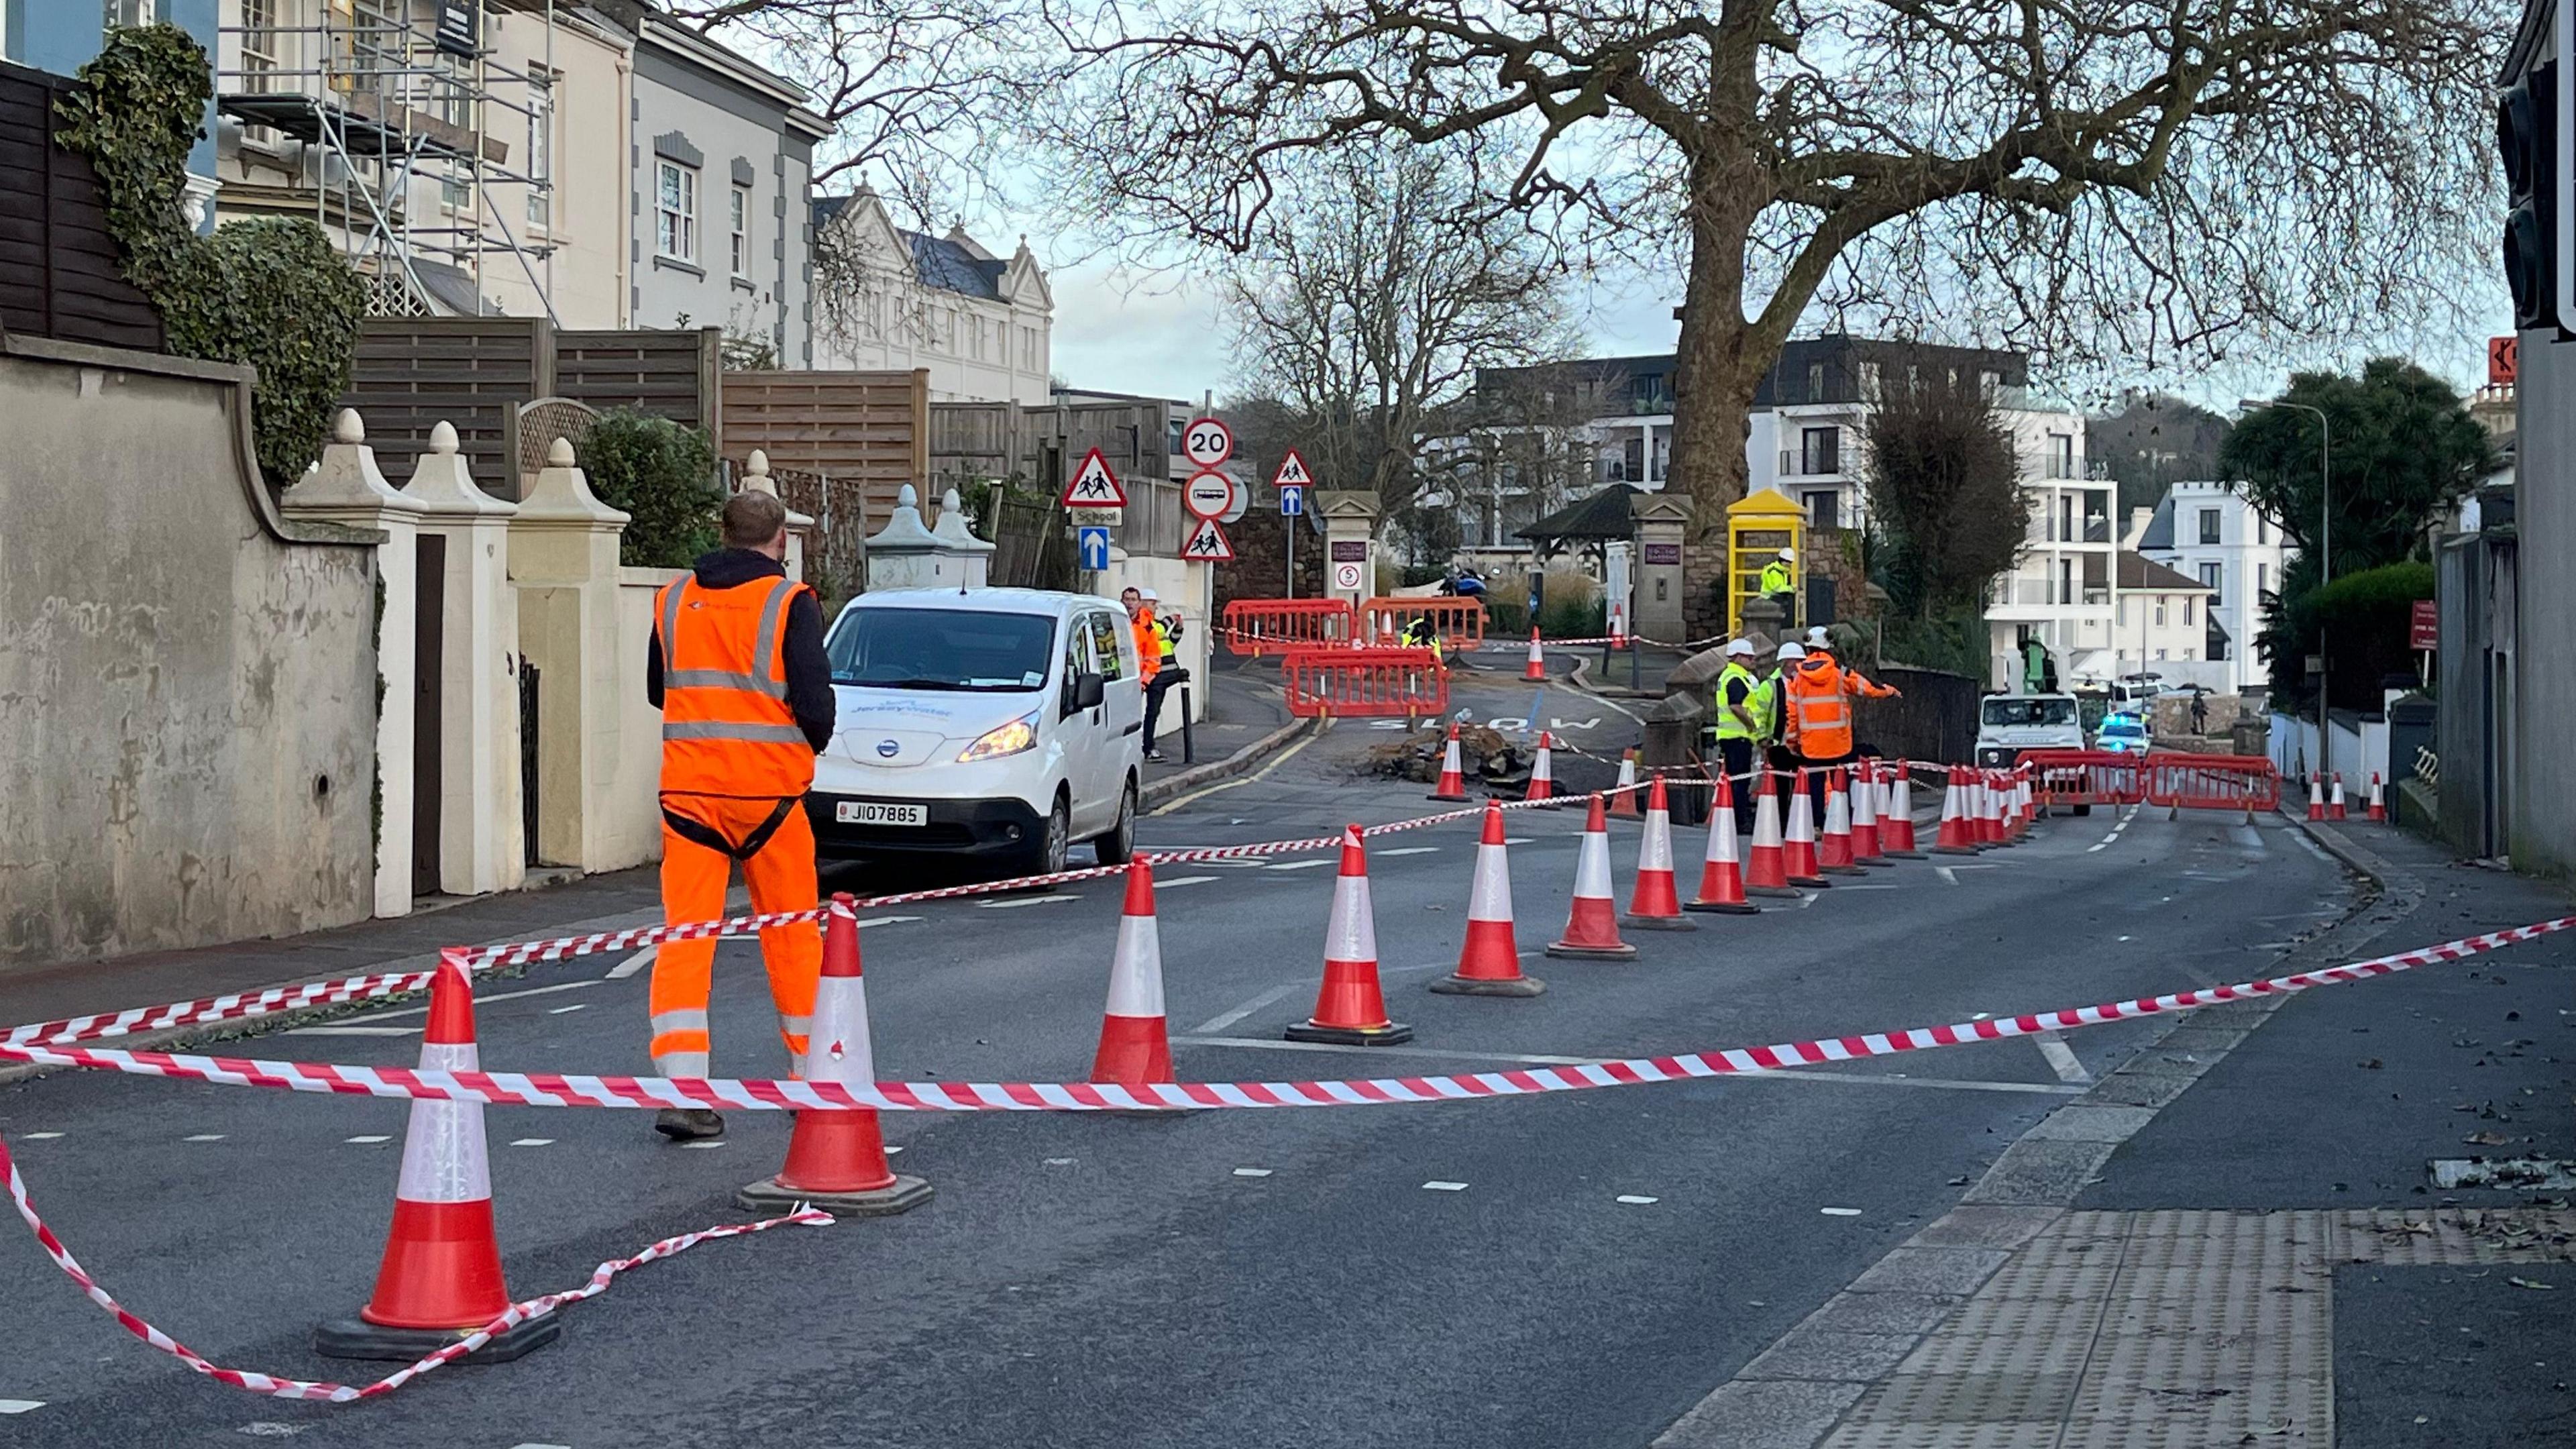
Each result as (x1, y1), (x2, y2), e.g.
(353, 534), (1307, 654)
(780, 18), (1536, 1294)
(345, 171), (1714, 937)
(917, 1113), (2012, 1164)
(651, 553), (830, 798)
(1132, 608), (1162, 682)
(1760, 560), (1792, 594)
(1782, 656), (1856, 759)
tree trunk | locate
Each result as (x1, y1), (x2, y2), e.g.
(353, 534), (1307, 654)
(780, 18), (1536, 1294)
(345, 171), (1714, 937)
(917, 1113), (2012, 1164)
(1669, 159), (1766, 639)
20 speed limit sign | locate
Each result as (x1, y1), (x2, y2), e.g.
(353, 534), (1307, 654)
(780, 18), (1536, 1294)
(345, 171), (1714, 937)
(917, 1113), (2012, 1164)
(1183, 470), (1238, 520)
(1181, 417), (1234, 469)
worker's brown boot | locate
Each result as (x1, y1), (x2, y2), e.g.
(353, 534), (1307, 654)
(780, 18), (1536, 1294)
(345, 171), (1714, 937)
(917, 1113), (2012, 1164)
(654, 1108), (724, 1141)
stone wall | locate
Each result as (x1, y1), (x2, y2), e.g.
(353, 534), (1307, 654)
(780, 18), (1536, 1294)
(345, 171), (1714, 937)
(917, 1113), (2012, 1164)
(0, 338), (380, 966)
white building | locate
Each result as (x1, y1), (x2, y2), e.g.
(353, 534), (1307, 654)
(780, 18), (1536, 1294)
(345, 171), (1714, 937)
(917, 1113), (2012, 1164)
(2110, 551), (2221, 689)
(809, 188), (1055, 405)
(2133, 480), (2294, 695)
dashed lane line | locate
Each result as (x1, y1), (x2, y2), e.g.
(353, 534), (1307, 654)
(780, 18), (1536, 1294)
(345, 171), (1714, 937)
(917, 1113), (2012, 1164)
(1170, 1036), (2082, 1095)
(1422, 1181), (1469, 1192)
(1263, 859), (1336, 871)
(343, 1134), (391, 1144)
(182, 1134), (225, 1142)
(0, 1401), (44, 1414)
(19, 1132), (62, 1141)
(1376, 847), (1442, 857)
(978, 894), (1082, 909)
(285, 1024), (422, 1037)
(1155, 875), (1220, 888)
(350, 978), (602, 1022)
(1232, 1168), (1273, 1178)
(1188, 981), (1310, 1034)
(1617, 1195), (1661, 1205)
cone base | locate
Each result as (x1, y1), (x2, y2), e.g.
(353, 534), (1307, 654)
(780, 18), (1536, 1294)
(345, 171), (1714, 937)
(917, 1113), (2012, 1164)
(1788, 874), (1831, 888)
(1746, 884), (1803, 898)
(1621, 912), (1699, 931)
(1285, 1020), (1415, 1045)
(1819, 863), (1865, 875)
(737, 1173), (932, 1218)
(1428, 788), (1471, 802)
(1931, 845), (1980, 856)
(1430, 973), (1546, 998)
(315, 1311), (558, 1364)
(1882, 848), (1927, 859)
(1545, 940), (1638, 960)
(1684, 898), (1760, 914)
(1854, 853), (1892, 867)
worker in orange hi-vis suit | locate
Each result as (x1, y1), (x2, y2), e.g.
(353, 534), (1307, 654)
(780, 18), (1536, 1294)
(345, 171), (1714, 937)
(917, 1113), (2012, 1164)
(643, 491), (835, 1142)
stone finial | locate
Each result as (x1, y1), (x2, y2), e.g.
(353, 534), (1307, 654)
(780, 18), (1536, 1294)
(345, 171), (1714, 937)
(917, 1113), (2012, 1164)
(928, 486), (996, 553)
(402, 417), (512, 515)
(749, 449), (770, 477)
(741, 449), (780, 498)
(866, 482), (941, 553)
(430, 420), (458, 454)
(333, 408), (364, 444)
(897, 483), (918, 510)
(546, 437), (576, 468)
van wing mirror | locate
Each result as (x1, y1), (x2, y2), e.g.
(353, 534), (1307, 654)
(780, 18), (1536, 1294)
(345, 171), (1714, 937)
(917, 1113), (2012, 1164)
(1073, 672), (1106, 710)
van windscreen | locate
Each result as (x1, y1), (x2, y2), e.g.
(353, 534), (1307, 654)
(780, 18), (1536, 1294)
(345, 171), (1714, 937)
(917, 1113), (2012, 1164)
(1981, 697), (2078, 727)
(828, 609), (1055, 691)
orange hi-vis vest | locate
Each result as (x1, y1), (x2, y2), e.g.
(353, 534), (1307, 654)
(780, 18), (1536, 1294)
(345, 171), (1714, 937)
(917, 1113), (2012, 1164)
(655, 573), (816, 798)
(1132, 608), (1161, 682)
(1782, 657), (1854, 759)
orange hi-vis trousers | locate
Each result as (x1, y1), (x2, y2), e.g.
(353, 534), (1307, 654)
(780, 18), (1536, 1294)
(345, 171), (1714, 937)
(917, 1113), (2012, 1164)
(649, 794), (820, 1080)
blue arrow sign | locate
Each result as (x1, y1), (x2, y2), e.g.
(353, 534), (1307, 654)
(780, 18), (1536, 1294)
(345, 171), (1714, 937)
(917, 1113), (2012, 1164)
(1279, 484), (1305, 516)
(1077, 525), (1112, 572)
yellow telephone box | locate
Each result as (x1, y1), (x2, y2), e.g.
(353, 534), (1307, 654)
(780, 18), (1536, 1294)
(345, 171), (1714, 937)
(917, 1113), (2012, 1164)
(1725, 491), (1807, 637)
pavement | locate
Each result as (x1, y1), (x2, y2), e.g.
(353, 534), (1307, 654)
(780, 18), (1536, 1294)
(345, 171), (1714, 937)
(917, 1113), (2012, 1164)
(1, 650), (2567, 1446)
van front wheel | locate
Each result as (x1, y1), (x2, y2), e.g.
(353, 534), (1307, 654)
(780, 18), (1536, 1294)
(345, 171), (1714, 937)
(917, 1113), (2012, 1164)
(1095, 779), (1137, 865)
(1017, 794), (1071, 879)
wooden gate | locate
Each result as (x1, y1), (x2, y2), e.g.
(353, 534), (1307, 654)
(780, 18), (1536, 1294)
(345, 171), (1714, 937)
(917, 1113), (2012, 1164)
(989, 488), (1075, 591)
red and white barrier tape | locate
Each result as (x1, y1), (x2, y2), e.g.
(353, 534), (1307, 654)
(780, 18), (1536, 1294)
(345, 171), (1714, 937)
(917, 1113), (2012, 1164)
(6, 916), (2564, 1113)
(1, 1130), (829, 1402)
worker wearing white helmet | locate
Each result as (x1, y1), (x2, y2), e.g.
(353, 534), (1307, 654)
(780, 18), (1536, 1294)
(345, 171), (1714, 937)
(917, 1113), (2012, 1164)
(1711, 637), (1774, 834)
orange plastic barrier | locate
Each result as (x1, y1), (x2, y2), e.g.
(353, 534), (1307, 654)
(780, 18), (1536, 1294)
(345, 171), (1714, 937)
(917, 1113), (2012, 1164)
(2019, 750), (2149, 808)
(1358, 597), (1487, 653)
(1282, 647), (1449, 719)
(2143, 753), (2281, 812)
(1223, 598), (1353, 657)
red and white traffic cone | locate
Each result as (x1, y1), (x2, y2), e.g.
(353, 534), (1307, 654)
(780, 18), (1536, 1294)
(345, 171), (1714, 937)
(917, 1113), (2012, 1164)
(1686, 771), (1759, 914)
(1287, 826), (1414, 1044)
(1525, 731), (1561, 808)
(1623, 775), (1697, 931)
(1548, 794), (1638, 959)
(739, 896), (932, 1215)
(2016, 769), (2037, 838)
(1849, 762), (1889, 865)
(1979, 770), (2008, 846)
(1089, 861), (1173, 1085)
(1433, 803), (1544, 997)
(1745, 766), (1797, 898)
(2328, 772), (2348, 820)
(2306, 773), (2325, 820)
(1933, 771), (1980, 855)
(1523, 629), (1546, 682)
(1818, 767), (1863, 874)
(1882, 763), (1925, 857)
(1781, 769), (1831, 888)
(1608, 750), (1644, 819)
(317, 951), (559, 1362)
(1428, 721), (1471, 802)
(2367, 772), (2386, 822)
(1609, 605), (1628, 652)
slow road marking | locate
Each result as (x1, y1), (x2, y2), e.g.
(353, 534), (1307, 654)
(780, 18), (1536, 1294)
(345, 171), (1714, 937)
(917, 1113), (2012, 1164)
(1422, 1181), (1468, 1192)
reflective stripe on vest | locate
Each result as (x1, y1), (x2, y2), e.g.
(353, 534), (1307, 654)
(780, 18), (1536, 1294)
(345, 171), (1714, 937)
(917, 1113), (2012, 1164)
(656, 574), (814, 796)
(1713, 662), (1763, 741)
(1785, 661), (1852, 747)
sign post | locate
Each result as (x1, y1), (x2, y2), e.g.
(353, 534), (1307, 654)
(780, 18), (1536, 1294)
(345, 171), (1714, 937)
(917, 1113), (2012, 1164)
(1272, 450), (1313, 600)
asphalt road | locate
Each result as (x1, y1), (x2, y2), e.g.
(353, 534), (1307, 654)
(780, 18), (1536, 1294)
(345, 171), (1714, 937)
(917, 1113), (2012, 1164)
(0, 683), (2357, 1448)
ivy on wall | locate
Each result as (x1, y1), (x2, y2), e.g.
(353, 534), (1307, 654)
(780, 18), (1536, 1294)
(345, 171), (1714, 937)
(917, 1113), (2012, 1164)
(56, 24), (364, 486)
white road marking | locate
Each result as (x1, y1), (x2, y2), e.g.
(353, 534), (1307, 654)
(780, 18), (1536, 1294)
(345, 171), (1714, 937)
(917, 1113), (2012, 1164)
(979, 894), (1080, 908)
(1820, 1207), (1863, 1217)
(1377, 847), (1442, 857)
(678, 1140), (724, 1150)
(1505, 837), (1534, 845)
(236, 1421), (309, 1437)
(2033, 1033), (2094, 1084)
(20, 1132), (62, 1141)
(853, 915), (926, 928)
(508, 1138), (555, 1148)
(1616, 1195), (1660, 1205)
(507, 1443), (574, 1448)
(1188, 982), (1312, 1034)
(1149, 727), (1322, 815)
(608, 946), (656, 979)
(1935, 866), (1959, 885)
(0, 1401), (45, 1413)
(343, 1135), (392, 1145)
(1044, 1157), (1075, 1166)
(1423, 1181), (1469, 1192)
(285, 1024), (422, 1036)
(1264, 859), (1335, 871)
(1232, 1167), (1274, 1178)
(1169, 1036), (2080, 1095)
(549, 1004), (589, 1014)
(1156, 875), (1220, 888)
(184, 1134), (225, 1142)
(365, 979), (601, 1021)
(885, 1146), (904, 1155)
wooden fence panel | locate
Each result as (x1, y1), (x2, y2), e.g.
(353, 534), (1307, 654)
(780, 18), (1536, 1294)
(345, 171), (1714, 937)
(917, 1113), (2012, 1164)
(341, 316), (547, 494)
(0, 62), (165, 353)
(720, 368), (926, 521)
(557, 327), (718, 436)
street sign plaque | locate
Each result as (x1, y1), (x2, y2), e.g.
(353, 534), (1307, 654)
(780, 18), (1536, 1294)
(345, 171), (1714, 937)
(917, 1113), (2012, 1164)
(1182, 417), (1235, 469)
(1181, 516), (1236, 562)
(1077, 525), (1112, 572)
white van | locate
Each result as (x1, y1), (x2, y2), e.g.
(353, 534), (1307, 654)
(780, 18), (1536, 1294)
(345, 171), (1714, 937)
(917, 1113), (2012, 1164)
(806, 589), (1144, 875)
(1973, 692), (2086, 768)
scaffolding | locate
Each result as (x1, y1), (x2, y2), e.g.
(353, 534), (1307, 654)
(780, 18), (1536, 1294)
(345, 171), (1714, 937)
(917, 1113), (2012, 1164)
(217, 0), (559, 320)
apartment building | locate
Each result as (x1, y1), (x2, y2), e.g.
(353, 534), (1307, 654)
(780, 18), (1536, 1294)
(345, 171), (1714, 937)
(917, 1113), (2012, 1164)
(811, 185), (1057, 404)
(2110, 551), (2221, 687)
(2132, 480), (2294, 695)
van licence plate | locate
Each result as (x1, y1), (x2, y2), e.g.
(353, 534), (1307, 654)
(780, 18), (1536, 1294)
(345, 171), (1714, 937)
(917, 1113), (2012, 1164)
(835, 802), (928, 827)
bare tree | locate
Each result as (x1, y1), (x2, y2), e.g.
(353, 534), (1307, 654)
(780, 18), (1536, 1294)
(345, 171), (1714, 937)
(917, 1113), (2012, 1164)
(1862, 360), (2025, 620)
(1035, 0), (2504, 627)
(1421, 362), (1613, 549)
(1218, 137), (1579, 526)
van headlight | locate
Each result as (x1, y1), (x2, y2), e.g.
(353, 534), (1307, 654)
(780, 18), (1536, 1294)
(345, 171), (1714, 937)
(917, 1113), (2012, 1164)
(957, 712), (1039, 763)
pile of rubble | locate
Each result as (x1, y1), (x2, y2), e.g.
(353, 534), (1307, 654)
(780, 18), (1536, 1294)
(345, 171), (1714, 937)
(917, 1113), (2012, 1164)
(1361, 722), (1527, 785)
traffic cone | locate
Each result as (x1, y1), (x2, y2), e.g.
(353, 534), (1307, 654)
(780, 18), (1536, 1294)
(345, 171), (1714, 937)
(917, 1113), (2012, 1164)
(1287, 826), (1414, 1044)
(1781, 769), (1831, 888)
(1849, 762), (1890, 865)
(1882, 763), (1925, 857)
(2015, 769), (2036, 838)
(316, 951), (559, 1362)
(1978, 771), (2007, 846)
(1609, 605), (1628, 651)
(1818, 768), (1863, 874)
(1932, 772), (1980, 855)
(1428, 721), (1471, 802)
(2306, 773), (2325, 820)
(1523, 629), (1547, 681)
(1433, 804), (1544, 997)
(2367, 772), (2386, 822)
(2329, 773), (2348, 820)
(1745, 766), (1798, 898)
(1686, 771), (1759, 914)
(1088, 861), (1174, 1085)
(1523, 731), (1561, 808)
(1548, 794), (1638, 959)
(739, 896), (933, 1214)
(1608, 750), (1644, 819)
(1623, 775), (1697, 931)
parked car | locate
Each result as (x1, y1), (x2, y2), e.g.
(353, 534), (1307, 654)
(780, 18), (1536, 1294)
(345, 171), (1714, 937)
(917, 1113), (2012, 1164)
(806, 589), (1143, 876)
(2095, 712), (2150, 755)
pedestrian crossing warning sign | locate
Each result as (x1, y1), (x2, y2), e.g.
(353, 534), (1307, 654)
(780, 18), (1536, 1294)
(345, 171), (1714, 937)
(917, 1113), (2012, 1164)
(1062, 447), (1127, 506)
(1270, 449), (1313, 489)
(1181, 515), (1235, 561)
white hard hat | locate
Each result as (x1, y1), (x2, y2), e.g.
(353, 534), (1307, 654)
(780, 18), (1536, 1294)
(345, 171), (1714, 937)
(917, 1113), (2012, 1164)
(1725, 638), (1756, 658)
(1776, 642), (1807, 661)
(1806, 625), (1830, 646)
(1138, 588), (1159, 602)
(1776, 548), (1794, 562)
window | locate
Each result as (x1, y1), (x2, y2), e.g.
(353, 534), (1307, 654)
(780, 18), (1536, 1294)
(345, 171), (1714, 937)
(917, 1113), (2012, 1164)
(2183, 598), (2195, 625)
(2184, 647), (2196, 661)
(105, 0), (156, 25)
(2198, 508), (2221, 545)
(824, 608), (1056, 691)
(1085, 612), (1126, 681)
(1800, 426), (1839, 474)
(1807, 362), (1825, 398)
(1978, 368), (2002, 397)
(2045, 433), (2076, 478)
(656, 162), (696, 261)
(2153, 599), (2167, 627)
(2058, 558), (2074, 604)
(2154, 648), (2168, 661)
(2118, 598), (2128, 626)
(1022, 326), (1037, 370)
(237, 0), (278, 92)
(729, 185), (750, 277)
(1858, 360), (1881, 398)
(2059, 494), (2075, 543)
(1802, 490), (1838, 529)
(1621, 435), (1646, 482)
(2198, 561), (2222, 599)
(527, 72), (554, 227)
(2255, 513), (2270, 545)
(2257, 562), (2270, 597)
